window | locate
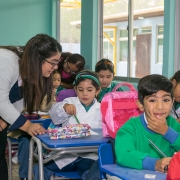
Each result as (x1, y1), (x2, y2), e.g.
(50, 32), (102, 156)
(102, 0), (164, 78)
(60, 0), (81, 53)
(141, 26), (152, 34)
(119, 29), (138, 62)
(157, 25), (164, 63)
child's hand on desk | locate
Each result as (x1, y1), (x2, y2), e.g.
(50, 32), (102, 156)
(147, 116), (168, 135)
(155, 157), (171, 173)
(63, 104), (76, 115)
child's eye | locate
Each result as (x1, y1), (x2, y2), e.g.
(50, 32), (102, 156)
(149, 99), (155, 102)
(78, 90), (83, 92)
(164, 99), (170, 102)
(88, 90), (92, 92)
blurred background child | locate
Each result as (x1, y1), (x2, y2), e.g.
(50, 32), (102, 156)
(58, 52), (85, 89)
(95, 59), (123, 102)
(170, 70), (180, 122)
(40, 70), (64, 112)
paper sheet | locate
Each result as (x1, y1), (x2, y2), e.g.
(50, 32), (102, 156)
(90, 130), (99, 135)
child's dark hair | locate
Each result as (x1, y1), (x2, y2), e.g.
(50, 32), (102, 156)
(170, 70), (180, 84)
(95, 58), (114, 74)
(60, 52), (72, 61)
(67, 53), (85, 71)
(138, 74), (173, 104)
(74, 70), (100, 90)
(53, 69), (61, 76)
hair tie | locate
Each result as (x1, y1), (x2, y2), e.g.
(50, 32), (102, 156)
(96, 60), (114, 67)
(75, 74), (100, 86)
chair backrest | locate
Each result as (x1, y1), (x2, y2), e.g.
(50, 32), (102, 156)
(98, 143), (114, 179)
(57, 89), (77, 102)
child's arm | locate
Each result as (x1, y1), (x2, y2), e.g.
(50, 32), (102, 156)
(49, 98), (77, 126)
(115, 126), (157, 171)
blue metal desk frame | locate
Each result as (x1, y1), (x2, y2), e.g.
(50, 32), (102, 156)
(28, 128), (111, 180)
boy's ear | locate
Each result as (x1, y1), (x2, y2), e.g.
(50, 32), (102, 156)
(136, 100), (144, 112)
(172, 79), (177, 87)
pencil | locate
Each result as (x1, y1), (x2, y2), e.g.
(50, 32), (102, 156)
(148, 139), (167, 157)
(74, 115), (80, 124)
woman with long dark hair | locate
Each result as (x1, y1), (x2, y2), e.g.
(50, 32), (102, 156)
(0, 34), (62, 180)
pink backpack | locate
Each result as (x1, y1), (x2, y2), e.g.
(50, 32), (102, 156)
(101, 82), (142, 138)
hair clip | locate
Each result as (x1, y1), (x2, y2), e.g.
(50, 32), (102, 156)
(16, 46), (24, 53)
(96, 60), (114, 67)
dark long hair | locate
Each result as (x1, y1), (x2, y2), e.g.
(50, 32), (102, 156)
(0, 46), (24, 59)
(20, 34), (62, 113)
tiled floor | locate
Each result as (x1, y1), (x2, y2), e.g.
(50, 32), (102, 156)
(9, 161), (72, 180)
(11, 163), (20, 180)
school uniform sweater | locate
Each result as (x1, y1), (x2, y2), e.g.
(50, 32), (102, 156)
(97, 81), (123, 102)
(115, 114), (180, 171)
(0, 49), (26, 131)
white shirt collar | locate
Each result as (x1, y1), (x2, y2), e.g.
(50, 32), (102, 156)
(144, 113), (148, 124)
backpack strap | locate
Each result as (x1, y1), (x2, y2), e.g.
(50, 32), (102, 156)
(112, 82), (136, 92)
(108, 139), (116, 163)
(100, 101), (108, 123)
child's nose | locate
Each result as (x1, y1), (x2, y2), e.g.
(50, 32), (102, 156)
(156, 101), (163, 109)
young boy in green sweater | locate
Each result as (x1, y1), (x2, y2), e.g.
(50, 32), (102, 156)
(115, 74), (180, 173)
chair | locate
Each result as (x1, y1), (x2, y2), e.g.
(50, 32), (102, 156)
(7, 118), (52, 180)
(56, 89), (77, 102)
(98, 143), (166, 180)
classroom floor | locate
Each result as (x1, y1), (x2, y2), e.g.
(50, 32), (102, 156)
(8, 159), (72, 180)
(11, 163), (21, 180)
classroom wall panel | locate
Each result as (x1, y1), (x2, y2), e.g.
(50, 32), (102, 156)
(0, 0), (53, 46)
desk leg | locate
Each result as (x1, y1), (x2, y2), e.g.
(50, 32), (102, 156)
(28, 138), (35, 180)
(28, 137), (44, 180)
(36, 137), (44, 180)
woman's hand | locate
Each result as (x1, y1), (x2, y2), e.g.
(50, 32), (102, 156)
(20, 121), (46, 136)
(63, 103), (76, 115)
(0, 118), (8, 131)
(155, 157), (171, 173)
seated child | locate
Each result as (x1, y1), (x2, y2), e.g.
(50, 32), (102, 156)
(95, 59), (123, 102)
(40, 70), (64, 112)
(169, 70), (180, 122)
(33, 70), (102, 180)
(115, 74), (180, 174)
(58, 52), (85, 89)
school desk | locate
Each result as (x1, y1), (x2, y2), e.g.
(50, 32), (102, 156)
(28, 128), (111, 180)
(98, 143), (166, 180)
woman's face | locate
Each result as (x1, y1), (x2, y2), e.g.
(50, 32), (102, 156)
(42, 52), (61, 77)
(98, 69), (114, 88)
(63, 60), (79, 74)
